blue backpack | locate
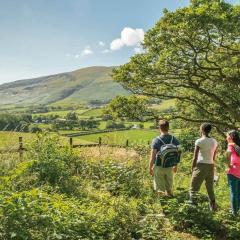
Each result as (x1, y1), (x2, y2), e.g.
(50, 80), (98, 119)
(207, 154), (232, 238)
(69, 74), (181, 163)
(155, 136), (180, 168)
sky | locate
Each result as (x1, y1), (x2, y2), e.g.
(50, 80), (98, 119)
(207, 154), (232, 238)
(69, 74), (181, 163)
(0, 0), (239, 84)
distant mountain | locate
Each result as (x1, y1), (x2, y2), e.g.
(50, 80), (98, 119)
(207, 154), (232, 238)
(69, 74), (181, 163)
(0, 66), (129, 107)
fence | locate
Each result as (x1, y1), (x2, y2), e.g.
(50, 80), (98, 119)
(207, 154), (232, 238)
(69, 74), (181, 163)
(0, 136), (148, 160)
(0, 135), (195, 160)
(0, 136), (25, 160)
(62, 127), (131, 137)
(68, 137), (150, 148)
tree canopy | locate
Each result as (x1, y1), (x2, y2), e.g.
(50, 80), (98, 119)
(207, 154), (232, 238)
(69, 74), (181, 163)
(113, 0), (240, 134)
(104, 96), (154, 121)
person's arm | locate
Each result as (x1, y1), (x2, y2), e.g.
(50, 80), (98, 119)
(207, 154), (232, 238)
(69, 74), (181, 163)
(213, 146), (218, 174)
(149, 149), (157, 176)
(213, 147), (218, 163)
(192, 145), (200, 172)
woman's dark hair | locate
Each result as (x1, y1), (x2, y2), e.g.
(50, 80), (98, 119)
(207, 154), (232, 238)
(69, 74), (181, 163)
(200, 123), (212, 136)
(228, 130), (240, 147)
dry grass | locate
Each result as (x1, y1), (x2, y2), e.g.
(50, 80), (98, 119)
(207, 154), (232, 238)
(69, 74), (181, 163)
(76, 146), (140, 164)
(0, 152), (26, 175)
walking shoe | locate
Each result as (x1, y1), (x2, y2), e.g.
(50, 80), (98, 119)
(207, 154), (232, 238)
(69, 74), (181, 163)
(209, 200), (217, 212)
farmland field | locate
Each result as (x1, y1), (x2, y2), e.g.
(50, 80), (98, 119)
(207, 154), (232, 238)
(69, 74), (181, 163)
(75, 129), (160, 146)
(0, 131), (92, 150)
(0, 131), (35, 149)
(81, 108), (103, 117)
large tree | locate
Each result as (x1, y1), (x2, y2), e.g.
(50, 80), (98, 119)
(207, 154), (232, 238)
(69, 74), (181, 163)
(113, 0), (240, 134)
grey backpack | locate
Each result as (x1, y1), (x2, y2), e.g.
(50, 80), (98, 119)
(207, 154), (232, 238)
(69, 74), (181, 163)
(155, 136), (180, 168)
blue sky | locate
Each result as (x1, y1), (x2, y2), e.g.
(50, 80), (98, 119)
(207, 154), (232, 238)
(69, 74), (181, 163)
(0, 0), (239, 84)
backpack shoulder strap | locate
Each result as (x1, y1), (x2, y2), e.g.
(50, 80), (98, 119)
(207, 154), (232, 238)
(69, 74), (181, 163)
(170, 135), (174, 144)
(157, 136), (166, 145)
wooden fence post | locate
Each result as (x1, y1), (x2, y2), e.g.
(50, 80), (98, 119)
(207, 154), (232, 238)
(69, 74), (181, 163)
(126, 139), (129, 147)
(99, 137), (102, 146)
(19, 137), (23, 161)
(70, 137), (73, 148)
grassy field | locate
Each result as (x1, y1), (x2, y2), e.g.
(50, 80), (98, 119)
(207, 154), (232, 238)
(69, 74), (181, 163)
(0, 131), (35, 149)
(75, 129), (160, 146)
(151, 99), (176, 111)
(0, 106), (29, 113)
(81, 108), (103, 117)
(0, 131), (92, 150)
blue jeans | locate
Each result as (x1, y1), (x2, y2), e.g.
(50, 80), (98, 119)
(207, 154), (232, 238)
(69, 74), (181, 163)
(227, 174), (240, 215)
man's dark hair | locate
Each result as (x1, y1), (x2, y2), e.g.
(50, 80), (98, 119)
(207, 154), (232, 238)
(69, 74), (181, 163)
(159, 119), (169, 132)
(201, 123), (212, 135)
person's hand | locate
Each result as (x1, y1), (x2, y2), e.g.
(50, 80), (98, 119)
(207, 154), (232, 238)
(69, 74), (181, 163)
(173, 166), (177, 173)
(149, 166), (154, 176)
(191, 165), (196, 173)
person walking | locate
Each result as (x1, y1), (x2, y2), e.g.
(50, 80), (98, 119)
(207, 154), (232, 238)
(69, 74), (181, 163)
(189, 123), (218, 211)
(149, 119), (180, 197)
(226, 130), (240, 216)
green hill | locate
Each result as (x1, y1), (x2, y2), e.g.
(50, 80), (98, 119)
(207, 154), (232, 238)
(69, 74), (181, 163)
(0, 66), (129, 107)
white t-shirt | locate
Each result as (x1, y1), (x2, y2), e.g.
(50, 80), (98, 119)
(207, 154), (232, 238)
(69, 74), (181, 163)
(195, 137), (217, 164)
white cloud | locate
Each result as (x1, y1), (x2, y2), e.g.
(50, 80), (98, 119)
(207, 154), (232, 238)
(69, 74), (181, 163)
(75, 54), (80, 58)
(121, 27), (144, 46)
(110, 27), (144, 51)
(98, 41), (105, 47)
(110, 38), (125, 51)
(81, 46), (93, 56)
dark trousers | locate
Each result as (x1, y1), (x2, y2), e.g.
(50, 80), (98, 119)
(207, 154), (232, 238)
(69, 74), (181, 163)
(227, 174), (240, 215)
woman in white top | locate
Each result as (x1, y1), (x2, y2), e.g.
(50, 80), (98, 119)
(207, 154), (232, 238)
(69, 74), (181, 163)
(189, 123), (218, 211)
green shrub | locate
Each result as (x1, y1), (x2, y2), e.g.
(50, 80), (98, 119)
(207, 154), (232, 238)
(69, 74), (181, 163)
(29, 124), (42, 133)
(0, 188), (158, 240)
(28, 133), (81, 195)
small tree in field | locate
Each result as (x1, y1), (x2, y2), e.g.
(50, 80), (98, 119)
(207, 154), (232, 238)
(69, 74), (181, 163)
(66, 112), (78, 121)
(113, 0), (240, 135)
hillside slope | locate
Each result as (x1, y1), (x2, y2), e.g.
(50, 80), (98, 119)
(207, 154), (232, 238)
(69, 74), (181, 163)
(0, 66), (129, 107)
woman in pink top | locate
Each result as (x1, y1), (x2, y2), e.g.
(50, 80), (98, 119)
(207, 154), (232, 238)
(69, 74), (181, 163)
(226, 130), (240, 216)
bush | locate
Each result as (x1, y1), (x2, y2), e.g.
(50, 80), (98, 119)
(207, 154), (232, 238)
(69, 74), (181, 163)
(28, 133), (80, 195)
(29, 125), (42, 133)
(106, 121), (125, 129)
(0, 188), (157, 240)
(178, 129), (199, 152)
(81, 161), (145, 197)
(0, 113), (32, 131)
